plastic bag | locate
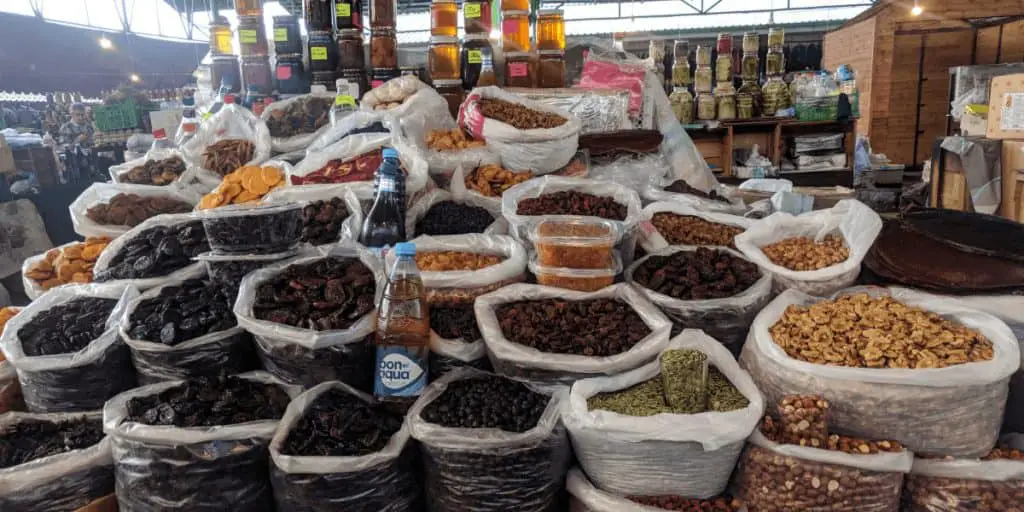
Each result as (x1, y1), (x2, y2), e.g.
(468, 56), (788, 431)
(103, 372), (300, 512)
(261, 91), (337, 153)
(733, 199), (882, 296)
(641, 178), (746, 214)
(564, 330), (764, 498)
(641, 202), (753, 246)
(108, 148), (217, 195)
(475, 283), (671, 383)
(360, 75), (452, 125)
(459, 86), (582, 174)
(91, 212), (208, 291)
(261, 183), (365, 244)
(624, 246), (771, 356)
(269, 381), (420, 511)
(407, 188), (508, 237)
(21, 241), (79, 301)
(395, 112), (501, 183)
(429, 330), (492, 381)
(902, 450), (1024, 511)
(398, 234), (526, 304)
(288, 131), (430, 195)
(69, 182), (198, 240)
(119, 275), (258, 385)
(0, 411), (114, 512)
(407, 368), (572, 512)
(566, 467), (695, 512)
(0, 283), (139, 413)
(306, 110), (389, 154)
(740, 286), (1021, 458)
(181, 103), (272, 178)
(589, 152), (671, 194)
(735, 430), (912, 512)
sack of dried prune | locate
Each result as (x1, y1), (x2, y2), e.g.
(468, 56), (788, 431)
(0, 411), (114, 512)
(69, 182), (198, 240)
(119, 275), (258, 385)
(102, 372), (300, 512)
(253, 328), (376, 392)
(0, 283), (139, 413)
(92, 213), (209, 290)
(407, 189), (508, 237)
(408, 368), (572, 512)
(269, 381), (420, 511)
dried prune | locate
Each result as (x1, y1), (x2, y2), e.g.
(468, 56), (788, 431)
(86, 193), (192, 227)
(202, 204), (303, 254)
(17, 297), (118, 356)
(0, 417), (104, 469)
(282, 388), (401, 456)
(631, 248), (761, 300)
(125, 375), (290, 427)
(95, 220), (209, 281)
(300, 197), (350, 245)
(415, 201), (494, 236)
(516, 191), (627, 221)
(422, 375), (548, 432)
(128, 279), (236, 346)
(252, 257), (376, 331)
(198, 250), (297, 299)
(495, 298), (650, 357)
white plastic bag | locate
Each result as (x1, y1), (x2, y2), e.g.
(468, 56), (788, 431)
(407, 368), (572, 512)
(407, 188), (508, 237)
(903, 453), (1024, 512)
(21, 241), (80, 301)
(261, 183), (365, 244)
(289, 130), (429, 195)
(0, 411), (114, 511)
(181, 103), (272, 177)
(459, 86), (582, 174)
(641, 202), (753, 247)
(475, 283), (672, 383)
(269, 382), (420, 511)
(0, 283), (139, 412)
(0, 359), (22, 413)
(360, 75), (452, 125)
(740, 286), (1021, 457)
(566, 467), (701, 512)
(396, 112), (501, 182)
(401, 234), (526, 304)
(625, 245), (772, 355)
(91, 212), (208, 290)
(109, 148), (216, 195)
(69, 182), (198, 240)
(590, 153), (671, 194)
(564, 330), (764, 498)
(306, 110), (389, 154)
(641, 177), (746, 214)
(262, 91), (336, 153)
(733, 199), (882, 296)
(429, 330), (491, 381)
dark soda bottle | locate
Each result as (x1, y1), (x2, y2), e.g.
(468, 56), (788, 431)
(359, 147), (406, 252)
(374, 242), (429, 399)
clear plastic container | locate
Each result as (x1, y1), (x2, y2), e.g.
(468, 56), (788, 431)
(529, 218), (616, 269)
(200, 203), (303, 254)
(196, 249), (298, 294)
(529, 253), (620, 292)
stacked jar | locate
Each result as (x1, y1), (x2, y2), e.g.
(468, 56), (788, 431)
(334, 0), (366, 95)
(368, 0), (398, 89)
(304, 0), (336, 89)
(237, 7), (274, 99)
(536, 10), (565, 88)
(713, 33), (735, 121)
(694, 44), (714, 121)
(209, 15), (241, 94)
(669, 40), (694, 124)
(528, 219), (622, 292)
(429, 0), (460, 85)
(736, 32), (760, 119)
(762, 27), (790, 116)
(273, 15), (306, 94)
(501, 0), (533, 87)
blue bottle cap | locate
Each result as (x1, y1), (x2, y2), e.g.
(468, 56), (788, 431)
(394, 242), (416, 257)
(382, 147), (399, 159)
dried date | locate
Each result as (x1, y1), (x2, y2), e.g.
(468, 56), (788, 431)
(253, 257), (376, 331)
(95, 220), (209, 281)
(124, 375), (290, 427)
(300, 197), (350, 245)
(495, 298), (650, 357)
(17, 297), (118, 356)
(281, 388), (402, 456)
(517, 191), (627, 221)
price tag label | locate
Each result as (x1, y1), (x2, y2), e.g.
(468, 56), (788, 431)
(276, 66), (292, 80)
(467, 50), (483, 64)
(239, 29), (258, 44)
(334, 95), (357, 107)
(509, 62), (528, 77)
(311, 46), (328, 61)
(464, 3), (481, 18)
(274, 28), (288, 42)
(371, 79), (385, 88)
(216, 33), (232, 52)
(336, 3), (351, 17)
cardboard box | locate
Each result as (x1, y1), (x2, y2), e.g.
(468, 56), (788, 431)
(960, 112), (988, 136)
(0, 134), (15, 174)
(987, 74), (1024, 140)
(1001, 140), (1024, 220)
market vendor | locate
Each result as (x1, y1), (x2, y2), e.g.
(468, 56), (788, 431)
(59, 103), (94, 147)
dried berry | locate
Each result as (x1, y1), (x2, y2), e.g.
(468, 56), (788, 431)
(495, 298), (650, 357)
(125, 375), (290, 427)
(265, 96), (332, 138)
(517, 191), (627, 221)
(253, 257), (376, 331)
(86, 194), (192, 227)
(300, 197), (350, 245)
(664, 180), (732, 204)
(0, 417), (105, 469)
(430, 306), (481, 340)
(281, 388), (402, 456)
(477, 98), (567, 130)
(95, 220), (209, 281)
(17, 298), (118, 356)
(119, 155), (187, 185)
(631, 248), (761, 300)
(422, 375), (548, 432)
(128, 279), (236, 346)
(415, 201), (495, 236)
(201, 204), (302, 254)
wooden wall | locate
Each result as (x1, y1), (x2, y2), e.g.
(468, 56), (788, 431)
(975, 18), (1024, 64)
(823, 17), (876, 137)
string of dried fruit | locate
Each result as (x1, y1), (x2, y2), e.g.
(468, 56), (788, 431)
(202, 139), (255, 177)
(86, 194), (192, 227)
(25, 237), (111, 290)
(197, 165), (285, 209)
(119, 155), (187, 185)
(477, 98), (567, 130)
(464, 164), (532, 197)
(426, 129), (486, 151)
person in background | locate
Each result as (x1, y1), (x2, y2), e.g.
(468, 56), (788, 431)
(59, 103), (94, 147)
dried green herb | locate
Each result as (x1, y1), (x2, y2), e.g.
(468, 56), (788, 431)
(661, 349), (709, 414)
(708, 367), (749, 412)
(587, 379), (673, 416)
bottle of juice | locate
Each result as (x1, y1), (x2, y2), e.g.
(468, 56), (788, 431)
(359, 147), (406, 252)
(374, 242), (429, 399)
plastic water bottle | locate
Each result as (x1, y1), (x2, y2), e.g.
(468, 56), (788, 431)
(174, 93), (199, 147)
(149, 128), (173, 152)
(359, 148), (406, 252)
(374, 242), (429, 399)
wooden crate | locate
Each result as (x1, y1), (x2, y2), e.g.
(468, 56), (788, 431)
(930, 146), (973, 212)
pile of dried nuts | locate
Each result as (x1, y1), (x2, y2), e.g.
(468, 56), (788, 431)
(517, 191), (627, 221)
(769, 294), (994, 369)
(651, 213), (744, 248)
(265, 96), (332, 138)
(202, 139), (255, 177)
(903, 446), (1024, 512)
(464, 164), (532, 197)
(197, 165), (285, 209)
(119, 155), (187, 185)
(627, 495), (743, 511)
(426, 129), (485, 151)
(761, 234), (849, 271)
(760, 395), (904, 455)
(25, 237), (111, 290)
(477, 98), (566, 130)
(86, 193), (192, 227)
(415, 251), (503, 271)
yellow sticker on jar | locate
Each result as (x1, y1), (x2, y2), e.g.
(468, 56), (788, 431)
(274, 28), (288, 42)
(336, 3), (351, 17)
(216, 33), (233, 53)
(239, 29), (258, 44)
(464, 3), (482, 18)
(467, 50), (482, 64)
(311, 46), (328, 61)
(334, 95), (356, 107)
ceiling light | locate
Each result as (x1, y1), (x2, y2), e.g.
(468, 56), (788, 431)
(911, 2), (923, 16)
(130, 73), (141, 83)
(98, 36), (113, 49)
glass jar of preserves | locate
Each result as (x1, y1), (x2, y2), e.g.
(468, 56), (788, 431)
(304, 0), (334, 32)
(768, 27), (785, 48)
(209, 17), (234, 55)
(669, 87), (694, 124)
(308, 31), (337, 72)
(737, 91), (754, 119)
(536, 9), (565, 51)
(463, 0), (492, 34)
(430, 0), (457, 37)
(504, 52), (535, 88)
(371, 28), (398, 68)
(502, 10), (530, 52)
(695, 45), (712, 66)
(717, 33), (733, 54)
(428, 36), (460, 81)
(272, 16), (302, 55)
(334, 0), (362, 30)
(235, 0), (263, 16)
(742, 32), (759, 54)
(674, 40), (689, 64)
(210, 55), (242, 93)
(371, 0), (396, 28)
(339, 68), (368, 97)
(501, 0), (528, 11)
(766, 48), (784, 77)
(739, 80), (762, 117)
(275, 54), (306, 94)
(672, 61), (691, 88)
(434, 79), (464, 118)
(337, 29), (365, 70)
(312, 70), (338, 90)
(242, 56), (274, 92)
(694, 66), (713, 93)
(762, 76), (790, 115)
(697, 93), (716, 121)
(371, 67), (401, 88)
(538, 50), (565, 88)
(460, 33), (496, 89)
(238, 16), (268, 57)
(716, 53), (733, 83)
(715, 85), (736, 121)
(741, 53), (759, 81)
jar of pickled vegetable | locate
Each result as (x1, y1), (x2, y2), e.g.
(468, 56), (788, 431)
(463, 0), (491, 34)
(672, 61), (691, 88)
(337, 29), (365, 71)
(431, 0), (457, 37)
(742, 32), (759, 53)
(715, 83), (736, 120)
(334, 0), (362, 30)
(737, 91), (754, 119)
(504, 52), (535, 88)
(762, 76), (790, 115)
(694, 66), (713, 93)
(768, 27), (785, 48)
(501, 0), (528, 11)
(371, 0), (396, 28)
(697, 93), (716, 121)
(235, 0), (263, 16)
(695, 45), (712, 66)
(434, 79), (464, 118)
(739, 80), (762, 117)
(371, 28), (398, 68)
(674, 40), (689, 64)
(536, 10), (565, 51)
(304, 0), (334, 31)
(716, 53), (733, 83)
(766, 48), (784, 77)
(209, 17), (234, 55)
(502, 10), (530, 52)
(669, 87), (694, 124)
(538, 50), (565, 88)
(461, 34), (497, 89)
(276, 54), (306, 94)
(238, 16), (268, 57)
(741, 53), (759, 82)
(429, 36), (460, 81)
(308, 31), (337, 72)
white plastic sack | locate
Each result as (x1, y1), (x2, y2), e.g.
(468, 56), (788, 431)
(289, 130), (429, 195)
(0, 411), (114, 511)
(0, 359), (21, 413)
(448, 163), (517, 212)
(429, 330), (491, 381)
(459, 86), (581, 174)
(181, 102), (272, 178)
(21, 241), (79, 301)
(306, 110), (389, 154)
(740, 286), (1021, 457)
(360, 75), (452, 126)
(902, 454), (1024, 512)
(590, 153), (672, 194)
(641, 202), (753, 246)
(566, 467), (667, 512)
(69, 182), (198, 240)
(475, 283), (672, 383)
(269, 382), (420, 511)
(91, 212), (207, 290)
(262, 91), (336, 153)
(0, 283), (139, 412)
(396, 113), (501, 181)
(109, 148), (217, 196)
(733, 199), (882, 296)
(407, 188), (508, 237)
(261, 183), (365, 244)
(400, 234), (526, 303)
(625, 245), (772, 355)
(642, 177), (747, 214)
(564, 330), (764, 498)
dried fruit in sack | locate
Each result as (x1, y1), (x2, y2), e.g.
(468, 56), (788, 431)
(253, 257), (376, 330)
(759, 396), (904, 455)
(495, 298), (650, 357)
(627, 494), (744, 511)
(426, 129), (486, 151)
(651, 213), (744, 248)
(202, 203), (302, 254)
(125, 375), (289, 427)
(414, 201), (495, 236)
(769, 294), (994, 369)
(291, 149), (404, 185)
(631, 247), (761, 300)
(761, 234), (849, 271)
(256, 334), (375, 391)
(0, 417), (105, 469)
(415, 251), (502, 271)
(281, 388), (403, 456)
(0, 307), (19, 339)
(422, 374), (548, 432)
(265, 96), (332, 138)
(464, 164), (533, 197)
(300, 197), (350, 245)
(664, 180), (732, 204)
(86, 194), (192, 227)
(25, 237), (112, 290)
(128, 279), (236, 346)
(119, 155), (187, 185)
(95, 221), (209, 281)
(430, 306), (480, 340)
(903, 452), (1024, 511)
(517, 191), (627, 221)
(477, 97), (566, 129)
(17, 297), (118, 356)
(201, 139), (256, 177)
(197, 165), (285, 209)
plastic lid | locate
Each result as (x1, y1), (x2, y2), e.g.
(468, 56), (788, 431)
(537, 9), (564, 15)
(395, 242), (416, 257)
(504, 51), (533, 58)
(529, 252), (621, 277)
(430, 36), (459, 44)
(432, 79), (463, 86)
(530, 218), (617, 246)
(382, 148), (399, 159)
(463, 33), (490, 42)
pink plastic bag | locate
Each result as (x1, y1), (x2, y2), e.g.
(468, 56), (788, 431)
(578, 59), (646, 117)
